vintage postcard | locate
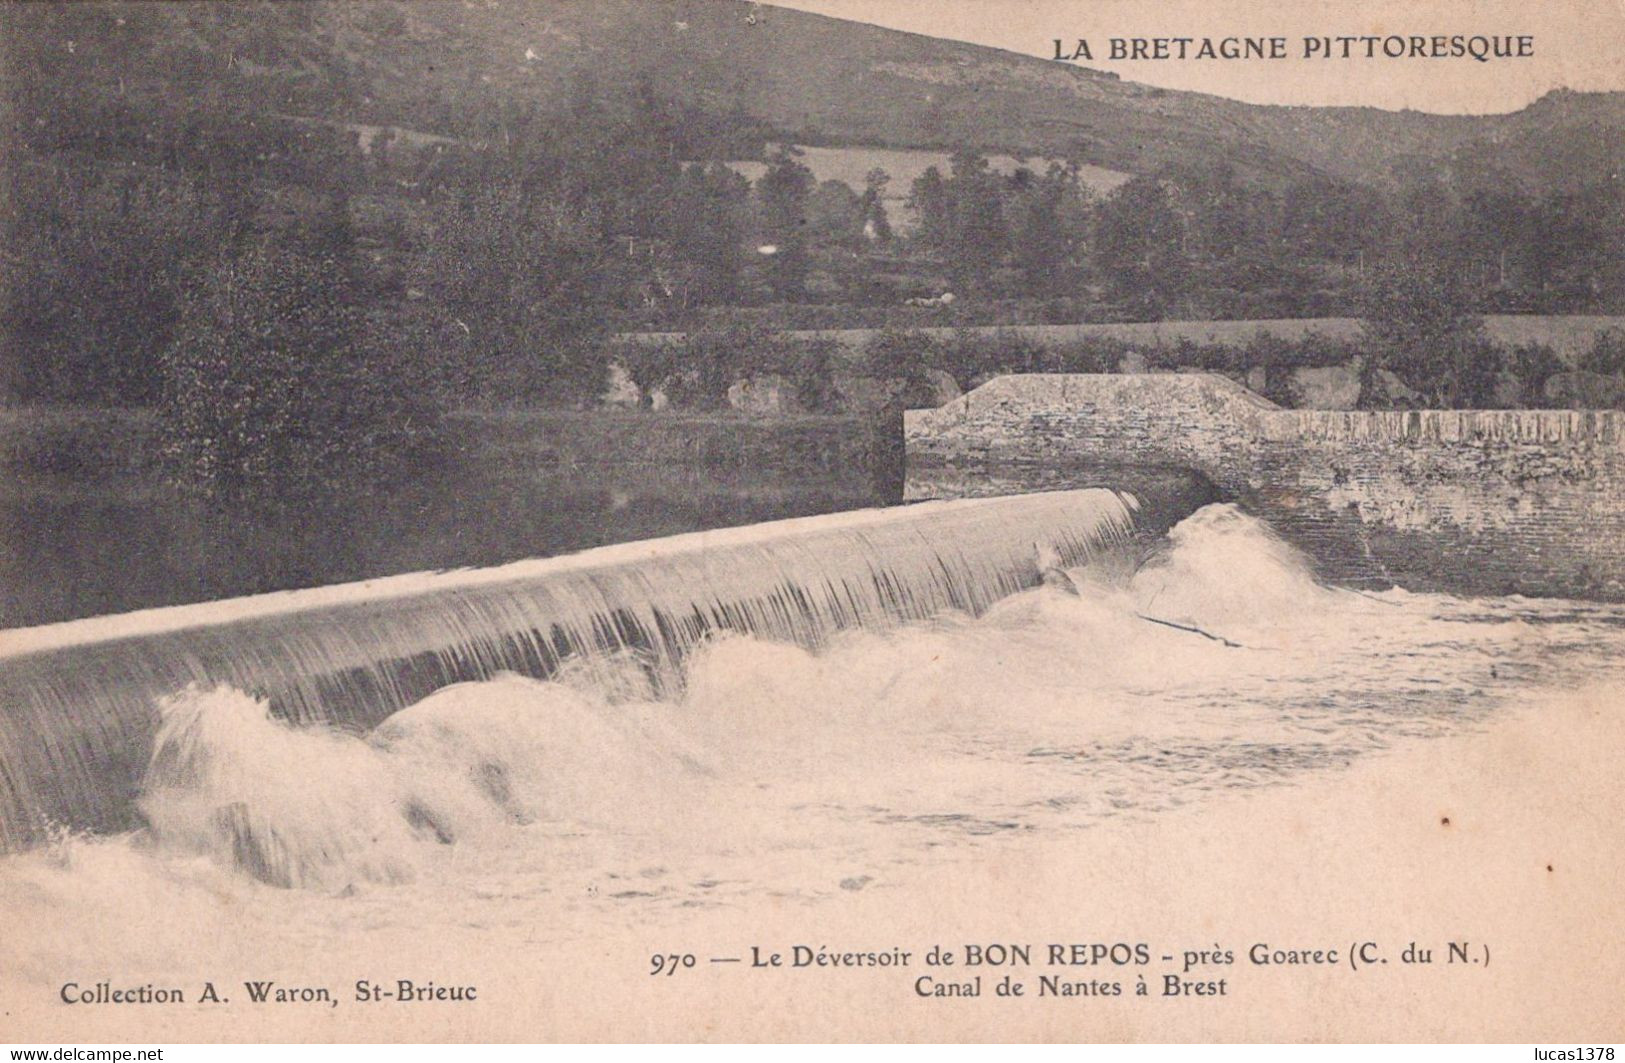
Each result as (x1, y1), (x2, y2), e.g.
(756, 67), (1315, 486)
(1, 0), (1622, 1046)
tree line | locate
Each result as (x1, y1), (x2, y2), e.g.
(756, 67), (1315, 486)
(3, 68), (1621, 507)
(899, 152), (1621, 323)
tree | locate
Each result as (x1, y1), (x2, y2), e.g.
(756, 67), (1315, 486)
(1009, 163), (1090, 297)
(158, 199), (442, 510)
(1526, 184), (1620, 311)
(943, 150), (1007, 291)
(422, 176), (616, 405)
(755, 147), (815, 300)
(906, 165), (951, 250)
(904, 152), (1017, 292)
(1094, 176), (1187, 318)
(1158, 161), (1255, 265)
(0, 158), (222, 404)
(1280, 176), (1391, 268)
(860, 167), (894, 244)
(667, 162), (751, 304)
(1454, 188), (1538, 294)
(1358, 258), (1492, 407)
(805, 179), (866, 251)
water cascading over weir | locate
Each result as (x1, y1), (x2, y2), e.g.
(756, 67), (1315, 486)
(0, 489), (1155, 854)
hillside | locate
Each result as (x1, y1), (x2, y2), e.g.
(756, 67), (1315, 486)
(3, 0), (1620, 194)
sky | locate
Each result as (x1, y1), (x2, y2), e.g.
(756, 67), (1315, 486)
(768, 0), (1624, 114)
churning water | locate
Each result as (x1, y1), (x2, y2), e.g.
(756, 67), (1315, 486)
(3, 500), (1625, 991)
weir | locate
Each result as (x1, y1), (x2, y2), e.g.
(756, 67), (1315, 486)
(0, 489), (1151, 853)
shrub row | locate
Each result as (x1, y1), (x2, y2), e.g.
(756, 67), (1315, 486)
(613, 326), (1625, 411)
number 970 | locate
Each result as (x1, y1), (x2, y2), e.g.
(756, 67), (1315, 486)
(650, 953), (696, 976)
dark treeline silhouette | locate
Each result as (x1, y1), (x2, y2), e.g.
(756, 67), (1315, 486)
(901, 154), (1622, 323)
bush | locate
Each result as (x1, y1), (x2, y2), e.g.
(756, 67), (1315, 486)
(1578, 328), (1625, 376)
(1044, 340), (1112, 374)
(1453, 334), (1504, 408)
(1508, 342), (1565, 403)
(619, 341), (684, 408)
(931, 328), (1051, 386)
(612, 296), (1132, 334)
(613, 326), (840, 411)
(783, 338), (842, 412)
(864, 327), (939, 373)
(863, 328), (943, 405)
(659, 322), (784, 409)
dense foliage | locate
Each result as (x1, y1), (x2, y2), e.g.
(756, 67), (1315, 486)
(157, 203), (442, 509)
(1357, 260), (1494, 407)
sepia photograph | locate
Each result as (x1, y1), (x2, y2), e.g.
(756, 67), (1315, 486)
(0, 0), (1622, 1046)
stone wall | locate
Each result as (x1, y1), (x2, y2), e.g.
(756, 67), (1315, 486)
(905, 374), (1625, 600)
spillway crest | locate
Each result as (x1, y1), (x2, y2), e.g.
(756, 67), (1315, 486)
(0, 490), (1139, 852)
